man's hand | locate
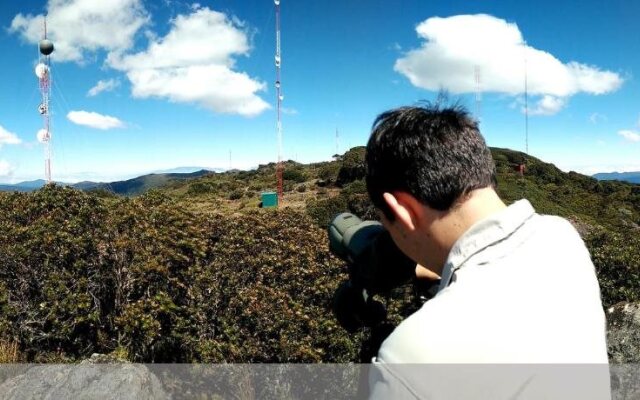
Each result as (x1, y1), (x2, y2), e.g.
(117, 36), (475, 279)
(416, 264), (440, 280)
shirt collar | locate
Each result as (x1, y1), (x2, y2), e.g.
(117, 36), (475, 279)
(438, 199), (536, 291)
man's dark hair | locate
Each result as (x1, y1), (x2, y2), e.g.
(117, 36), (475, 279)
(366, 102), (497, 220)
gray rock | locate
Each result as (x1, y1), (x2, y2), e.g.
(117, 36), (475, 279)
(607, 302), (640, 363)
(605, 303), (640, 399)
(0, 354), (169, 400)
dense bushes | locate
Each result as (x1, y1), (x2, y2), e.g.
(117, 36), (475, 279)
(282, 168), (307, 183)
(187, 182), (214, 195)
(336, 147), (366, 187)
(586, 229), (640, 308)
(228, 190), (244, 200)
(317, 162), (340, 183)
(193, 211), (362, 362)
(0, 186), (362, 362)
(0, 187), (212, 361)
(1, 146), (640, 364)
(306, 196), (348, 228)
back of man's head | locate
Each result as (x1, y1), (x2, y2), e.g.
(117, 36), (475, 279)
(366, 103), (497, 220)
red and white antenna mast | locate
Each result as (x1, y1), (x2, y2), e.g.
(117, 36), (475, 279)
(36, 17), (55, 183)
(274, 0), (284, 205)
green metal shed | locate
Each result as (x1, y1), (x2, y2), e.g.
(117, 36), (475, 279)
(261, 192), (278, 208)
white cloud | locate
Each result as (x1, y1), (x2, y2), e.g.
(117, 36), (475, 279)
(395, 14), (623, 115)
(618, 130), (640, 143)
(0, 161), (14, 177)
(88, 79), (120, 96)
(589, 112), (607, 124)
(10, 0), (149, 63)
(528, 95), (566, 115)
(0, 125), (22, 148)
(107, 6), (269, 117)
(67, 110), (125, 130)
(281, 107), (298, 115)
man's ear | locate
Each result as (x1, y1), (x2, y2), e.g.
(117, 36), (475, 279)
(382, 191), (422, 231)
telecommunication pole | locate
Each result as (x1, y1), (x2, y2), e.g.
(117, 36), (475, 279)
(36, 17), (55, 183)
(275, 0), (284, 204)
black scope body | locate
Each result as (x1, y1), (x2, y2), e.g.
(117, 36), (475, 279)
(329, 212), (441, 332)
(329, 213), (416, 295)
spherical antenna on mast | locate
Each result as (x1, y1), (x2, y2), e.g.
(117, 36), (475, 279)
(35, 63), (49, 79)
(39, 39), (54, 56)
(37, 129), (51, 143)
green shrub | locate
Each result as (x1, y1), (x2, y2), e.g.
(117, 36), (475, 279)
(228, 190), (244, 200)
(586, 229), (640, 308)
(336, 147), (366, 187)
(188, 182), (213, 195)
(306, 196), (348, 228)
(318, 163), (340, 182)
(342, 180), (367, 197)
(283, 168), (307, 183)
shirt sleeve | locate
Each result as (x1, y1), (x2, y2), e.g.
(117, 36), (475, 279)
(368, 359), (419, 400)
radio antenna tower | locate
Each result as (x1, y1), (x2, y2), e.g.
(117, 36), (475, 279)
(36, 17), (55, 183)
(524, 41), (529, 156)
(274, 0), (284, 204)
(335, 127), (339, 156)
(474, 65), (482, 124)
(518, 40), (529, 177)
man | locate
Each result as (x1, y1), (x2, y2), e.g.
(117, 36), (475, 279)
(364, 103), (610, 398)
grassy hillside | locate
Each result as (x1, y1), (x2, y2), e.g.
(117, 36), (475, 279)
(0, 147), (638, 363)
(491, 147), (640, 233)
(75, 170), (213, 196)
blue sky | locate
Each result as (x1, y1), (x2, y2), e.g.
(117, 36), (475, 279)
(0, 0), (638, 183)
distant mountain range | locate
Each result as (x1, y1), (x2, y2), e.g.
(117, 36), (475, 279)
(152, 166), (225, 174)
(0, 179), (53, 192)
(0, 168), (219, 195)
(593, 172), (640, 184)
(75, 169), (214, 196)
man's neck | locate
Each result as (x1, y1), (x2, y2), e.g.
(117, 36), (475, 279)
(424, 188), (507, 272)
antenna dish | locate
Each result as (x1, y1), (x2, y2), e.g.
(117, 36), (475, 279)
(37, 129), (50, 143)
(35, 63), (49, 79)
(274, 0), (280, 5)
(39, 39), (54, 56)
(275, 55), (281, 67)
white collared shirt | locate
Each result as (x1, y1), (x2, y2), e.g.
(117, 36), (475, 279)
(369, 199), (610, 399)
